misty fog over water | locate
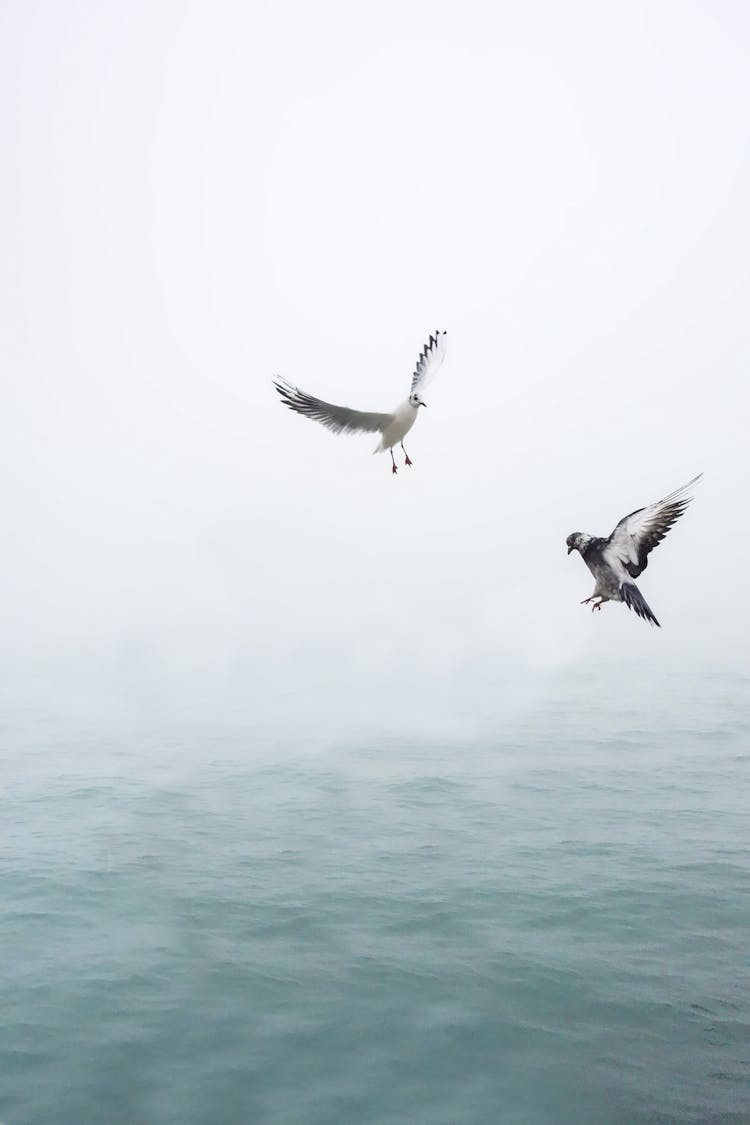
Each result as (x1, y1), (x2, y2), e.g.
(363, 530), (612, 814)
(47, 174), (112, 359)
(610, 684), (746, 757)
(2, 2), (749, 1122)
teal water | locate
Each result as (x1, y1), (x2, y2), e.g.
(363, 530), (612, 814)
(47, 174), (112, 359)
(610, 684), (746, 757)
(2, 667), (749, 1124)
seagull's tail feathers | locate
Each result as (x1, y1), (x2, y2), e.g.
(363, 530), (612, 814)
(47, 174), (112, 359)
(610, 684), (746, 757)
(621, 582), (660, 627)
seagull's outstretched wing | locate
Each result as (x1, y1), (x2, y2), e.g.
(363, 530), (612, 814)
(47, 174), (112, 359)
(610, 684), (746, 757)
(273, 378), (392, 436)
(603, 474), (702, 579)
(411, 331), (447, 393)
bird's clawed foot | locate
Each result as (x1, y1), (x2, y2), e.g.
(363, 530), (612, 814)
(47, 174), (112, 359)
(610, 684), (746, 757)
(391, 447), (413, 473)
(580, 596), (595, 605)
(590, 599), (604, 612)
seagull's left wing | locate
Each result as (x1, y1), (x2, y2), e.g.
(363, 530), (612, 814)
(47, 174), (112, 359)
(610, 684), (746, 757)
(273, 378), (392, 436)
(603, 474), (702, 579)
(410, 331), (447, 393)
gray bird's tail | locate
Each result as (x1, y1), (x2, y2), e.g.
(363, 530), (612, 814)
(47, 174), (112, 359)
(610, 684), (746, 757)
(621, 582), (660, 627)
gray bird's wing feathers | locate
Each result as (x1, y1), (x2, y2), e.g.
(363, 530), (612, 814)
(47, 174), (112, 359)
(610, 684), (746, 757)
(603, 474), (702, 579)
(273, 378), (392, 436)
(411, 331), (447, 393)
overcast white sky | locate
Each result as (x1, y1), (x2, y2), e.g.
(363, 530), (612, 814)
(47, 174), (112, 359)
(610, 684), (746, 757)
(1, 1), (748, 719)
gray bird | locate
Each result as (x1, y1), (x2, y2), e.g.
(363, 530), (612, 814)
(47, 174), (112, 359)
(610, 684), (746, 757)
(273, 331), (447, 475)
(566, 475), (702, 627)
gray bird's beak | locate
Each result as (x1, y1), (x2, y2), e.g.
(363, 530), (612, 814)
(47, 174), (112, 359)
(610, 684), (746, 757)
(567, 546), (574, 554)
(420, 401), (427, 408)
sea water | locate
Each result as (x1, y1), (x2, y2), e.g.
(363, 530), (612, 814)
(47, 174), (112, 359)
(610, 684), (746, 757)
(2, 663), (749, 1124)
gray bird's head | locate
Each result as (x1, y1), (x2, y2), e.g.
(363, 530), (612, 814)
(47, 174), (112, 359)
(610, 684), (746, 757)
(409, 392), (427, 408)
(566, 532), (588, 555)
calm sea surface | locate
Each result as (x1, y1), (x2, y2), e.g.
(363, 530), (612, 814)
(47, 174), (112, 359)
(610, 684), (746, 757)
(2, 665), (749, 1124)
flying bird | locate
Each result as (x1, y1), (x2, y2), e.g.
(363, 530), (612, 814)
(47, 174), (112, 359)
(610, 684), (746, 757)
(273, 331), (447, 474)
(566, 474), (702, 627)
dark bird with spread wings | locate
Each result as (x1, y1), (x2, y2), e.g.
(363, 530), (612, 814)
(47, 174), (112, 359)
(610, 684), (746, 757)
(566, 475), (702, 627)
(273, 331), (447, 475)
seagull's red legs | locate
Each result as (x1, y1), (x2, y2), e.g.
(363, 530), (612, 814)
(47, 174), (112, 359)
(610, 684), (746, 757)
(390, 449), (398, 475)
(401, 442), (413, 467)
(580, 596), (596, 604)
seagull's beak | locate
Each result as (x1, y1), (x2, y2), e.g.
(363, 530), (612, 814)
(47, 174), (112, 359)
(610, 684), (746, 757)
(567, 546), (574, 555)
(420, 400), (427, 408)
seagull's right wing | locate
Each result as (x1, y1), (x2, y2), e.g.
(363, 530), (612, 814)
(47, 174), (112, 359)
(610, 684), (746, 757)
(410, 331), (447, 393)
(273, 378), (392, 436)
(603, 474), (702, 579)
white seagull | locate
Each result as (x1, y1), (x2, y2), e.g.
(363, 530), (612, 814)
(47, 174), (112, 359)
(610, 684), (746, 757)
(273, 331), (447, 474)
(566, 474), (702, 627)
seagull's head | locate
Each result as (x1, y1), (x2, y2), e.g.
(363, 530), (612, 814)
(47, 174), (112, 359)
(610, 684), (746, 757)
(409, 392), (427, 409)
(566, 532), (584, 555)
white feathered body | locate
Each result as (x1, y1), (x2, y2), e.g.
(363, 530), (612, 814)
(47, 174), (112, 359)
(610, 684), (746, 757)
(374, 399), (420, 453)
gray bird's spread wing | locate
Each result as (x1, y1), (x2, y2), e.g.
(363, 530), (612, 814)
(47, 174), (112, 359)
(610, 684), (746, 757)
(603, 474), (702, 579)
(411, 331), (447, 393)
(273, 378), (392, 436)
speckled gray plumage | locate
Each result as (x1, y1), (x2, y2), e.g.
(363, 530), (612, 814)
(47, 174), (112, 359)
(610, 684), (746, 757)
(567, 475), (702, 627)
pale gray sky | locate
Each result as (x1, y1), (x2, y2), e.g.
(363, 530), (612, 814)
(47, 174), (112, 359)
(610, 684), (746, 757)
(1, 1), (748, 716)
